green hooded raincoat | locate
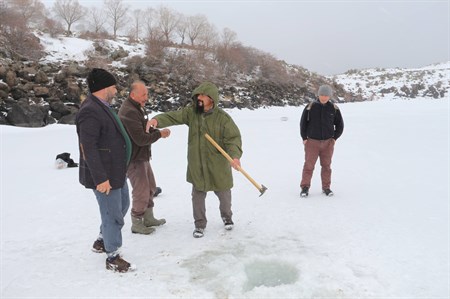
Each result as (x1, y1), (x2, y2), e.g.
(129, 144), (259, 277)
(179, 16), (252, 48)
(154, 82), (242, 192)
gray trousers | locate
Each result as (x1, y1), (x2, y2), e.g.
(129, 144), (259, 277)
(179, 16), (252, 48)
(191, 187), (232, 229)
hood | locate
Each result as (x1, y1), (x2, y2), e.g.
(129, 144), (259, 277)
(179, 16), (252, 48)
(191, 82), (219, 106)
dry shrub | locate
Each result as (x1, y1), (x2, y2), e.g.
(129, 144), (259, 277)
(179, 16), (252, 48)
(0, 9), (43, 60)
(78, 30), (110, 40)
(43, 17), (65, 38)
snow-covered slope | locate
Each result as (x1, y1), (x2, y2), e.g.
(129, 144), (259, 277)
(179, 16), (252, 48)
(38, 33), (145, 65)
(332, 62), (450, 100)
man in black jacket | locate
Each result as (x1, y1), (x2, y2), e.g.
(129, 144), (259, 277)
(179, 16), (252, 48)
(76, 68), (134, 273)
(299, 84), (344, 197)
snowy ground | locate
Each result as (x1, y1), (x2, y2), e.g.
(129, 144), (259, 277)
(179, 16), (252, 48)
(1, 98), (449, 298)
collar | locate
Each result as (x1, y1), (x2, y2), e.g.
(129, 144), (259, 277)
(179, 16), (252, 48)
(92, 94), (111, 107)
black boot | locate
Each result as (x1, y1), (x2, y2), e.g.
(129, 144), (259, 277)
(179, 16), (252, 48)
(323, 189), (334, 197)
(300, 187), (309, 197)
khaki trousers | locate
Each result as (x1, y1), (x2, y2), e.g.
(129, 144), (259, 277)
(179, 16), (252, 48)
(300, 138), (335, 190)
(191, 187), (232, 229)
(127, 160), (156, 217)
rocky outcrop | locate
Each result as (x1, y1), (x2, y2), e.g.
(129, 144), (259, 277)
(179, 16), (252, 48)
(6, 99), (48, 127)
(0, 57), (352, 127)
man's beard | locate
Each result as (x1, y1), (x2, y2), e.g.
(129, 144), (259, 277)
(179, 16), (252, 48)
(196, 100), (204, 113)
(105, 90), (116, 104)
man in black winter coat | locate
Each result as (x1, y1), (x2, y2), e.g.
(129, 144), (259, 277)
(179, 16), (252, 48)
(299, 84), (344, 197)
(76, 68), (134, 273)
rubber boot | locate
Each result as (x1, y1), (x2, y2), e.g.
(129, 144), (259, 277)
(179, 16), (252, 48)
(143, 208), (166, 227)
(131, 215), (155, 234)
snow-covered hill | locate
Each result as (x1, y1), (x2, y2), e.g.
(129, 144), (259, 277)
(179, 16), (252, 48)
(38, 33), (146, 67)
(332, 62), (450, 100)
(37, 33), (450, 102)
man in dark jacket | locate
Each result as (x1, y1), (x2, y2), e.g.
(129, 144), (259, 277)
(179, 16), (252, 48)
(118, 81), (170, 235)
(76, 68), (134, 273)
(299, 84), (344, 197)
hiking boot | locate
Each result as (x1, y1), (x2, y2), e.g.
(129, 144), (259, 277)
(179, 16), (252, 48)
(143, 208), (166, 227)
(300, 187), (309, 197)
(106, 255), (136, 273)
(223, 218), (234, 231)
(92, 238), (105, 253)
(323, 189), (334, 197)
(154, 187), (162, 197)
(131, 215), (155, 234)
(193, 228), (204, 238)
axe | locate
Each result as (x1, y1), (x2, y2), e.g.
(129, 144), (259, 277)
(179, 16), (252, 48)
(205, 133), (267, 197)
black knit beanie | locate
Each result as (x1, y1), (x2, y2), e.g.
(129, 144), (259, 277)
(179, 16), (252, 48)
(87, 68), (117, 93)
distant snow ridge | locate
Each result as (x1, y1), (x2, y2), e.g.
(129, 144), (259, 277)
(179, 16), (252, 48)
(332, 62), (449, 100)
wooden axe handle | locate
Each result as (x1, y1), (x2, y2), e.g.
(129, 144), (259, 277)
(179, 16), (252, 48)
(204, 133), (263, 191)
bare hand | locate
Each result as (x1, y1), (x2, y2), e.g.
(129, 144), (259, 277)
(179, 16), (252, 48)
(231, 158), (241, 170)
(160, 128), (171, 138)
(146, 119), (158, 133)
(96, 180), (112, 195)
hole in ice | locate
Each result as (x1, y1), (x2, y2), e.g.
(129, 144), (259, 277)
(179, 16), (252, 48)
(243, 259), (299, 292)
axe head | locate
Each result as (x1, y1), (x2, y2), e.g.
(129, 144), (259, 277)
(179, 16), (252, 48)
(259, 185), (268, 197)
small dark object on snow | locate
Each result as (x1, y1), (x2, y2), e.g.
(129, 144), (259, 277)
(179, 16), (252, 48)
(55, 152), (78, 168)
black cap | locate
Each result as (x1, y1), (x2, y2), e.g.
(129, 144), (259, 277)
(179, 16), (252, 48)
(87, 68), (117, 93)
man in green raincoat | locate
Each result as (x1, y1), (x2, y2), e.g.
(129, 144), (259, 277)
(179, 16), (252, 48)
(147, 82), (242, 238)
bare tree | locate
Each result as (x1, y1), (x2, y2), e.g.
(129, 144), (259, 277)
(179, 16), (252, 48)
(186, 14), (208, 46)
(104, 0), (128, 40)
(198, 22), (218, 49)
(143, 7), (164, 41)
(143, 7), (156, 39)
(53, 0), (85, 35)
(143, 6), (165, 58)
(87, 7), (106, 35)
(175, 15), (187, 45)
(155, 5), (179, 43)
(8, 0), (45, 27)
(131, 8), (142, 41)
(221, 27), (237, 49)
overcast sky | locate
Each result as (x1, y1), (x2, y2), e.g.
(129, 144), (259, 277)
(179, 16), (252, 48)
(41, 0), (449, 75)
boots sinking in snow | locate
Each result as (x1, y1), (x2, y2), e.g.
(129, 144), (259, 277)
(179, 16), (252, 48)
(131, 215), (155, 234)
(144, 208), (166, 227)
